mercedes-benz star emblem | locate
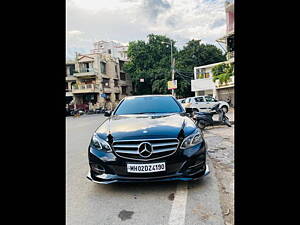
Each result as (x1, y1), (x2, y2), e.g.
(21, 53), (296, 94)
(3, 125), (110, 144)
(138, 142), (153, 158)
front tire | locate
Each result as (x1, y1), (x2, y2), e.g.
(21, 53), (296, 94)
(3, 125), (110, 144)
(192, 108), (199, 113)
(221, 106), (228, 113)
(197, 120), (206, 129)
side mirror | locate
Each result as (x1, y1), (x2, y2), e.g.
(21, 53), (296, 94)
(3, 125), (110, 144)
(104, 111), (112, 117)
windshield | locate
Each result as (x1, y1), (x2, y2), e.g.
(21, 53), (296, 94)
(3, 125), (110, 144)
(114, 96), (183, 115)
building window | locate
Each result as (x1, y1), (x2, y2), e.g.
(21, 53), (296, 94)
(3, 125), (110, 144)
(108, 49), (112, 54)
(66, 64), (75, 76)
(204, 73), (210, 78)
(80, 62), (92, 73)
(120, 72), (126, 80)
(119, 61), (124, 71)
(100, 62), (106, 74)
(114, 79), (118, 87)
(102, 78), (110, 87)
(115, 93), (120, 101)
(121, 86), (127, 94)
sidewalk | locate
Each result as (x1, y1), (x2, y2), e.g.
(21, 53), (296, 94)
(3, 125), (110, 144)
(204, 124), (234, 225)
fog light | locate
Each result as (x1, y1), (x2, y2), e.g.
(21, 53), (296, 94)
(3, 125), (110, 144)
(188, 159), (204, 169)
(90, 164), (105, 174)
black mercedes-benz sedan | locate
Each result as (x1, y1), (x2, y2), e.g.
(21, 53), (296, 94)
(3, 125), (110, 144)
(87, 95), (209, 184)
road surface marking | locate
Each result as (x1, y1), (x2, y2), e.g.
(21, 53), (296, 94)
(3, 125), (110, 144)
(168, 182), (188, 225)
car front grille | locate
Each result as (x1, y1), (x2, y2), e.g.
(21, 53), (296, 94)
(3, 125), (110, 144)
(112, 138), (179, 161)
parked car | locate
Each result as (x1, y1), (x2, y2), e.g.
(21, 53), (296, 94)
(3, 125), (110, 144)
(183, 96), (229, 113)
(87, 95), (209, 184)
(177, 98), (186, 105)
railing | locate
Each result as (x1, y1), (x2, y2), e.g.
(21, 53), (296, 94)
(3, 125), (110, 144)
(72, 84), (100, 93)
(73, 68), (97, 77)
(79, 68), (95, 73)
(215, 76), (234, 88)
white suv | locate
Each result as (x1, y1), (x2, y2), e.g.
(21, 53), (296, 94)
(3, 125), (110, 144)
(182, 96), (230, 113)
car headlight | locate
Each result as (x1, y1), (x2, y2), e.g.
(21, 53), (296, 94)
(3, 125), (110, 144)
(180, 128), (203, 149)
(90, 133), (112, 152)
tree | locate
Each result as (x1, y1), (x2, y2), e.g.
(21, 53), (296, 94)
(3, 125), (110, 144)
(124, 35), (226, 97)
(123, 34), (177, 95)
(174, 40), (226, 97)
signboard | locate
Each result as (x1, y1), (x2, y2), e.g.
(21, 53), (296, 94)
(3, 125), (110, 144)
(167, 80), (177, 90)
(100, 93), (107, 98)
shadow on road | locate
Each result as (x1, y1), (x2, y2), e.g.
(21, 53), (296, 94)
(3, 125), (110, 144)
(88, 175), (211, 195)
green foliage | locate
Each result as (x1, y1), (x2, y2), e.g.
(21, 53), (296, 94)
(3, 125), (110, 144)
(212, 63), (234, 84)
(72, 83), (78, 89)
(124, 34), (227, 96)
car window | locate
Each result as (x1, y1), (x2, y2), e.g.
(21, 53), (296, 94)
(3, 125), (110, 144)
(186, 98), (191, 103)
(114, 96), (183, 115)
(205, 96), (214, 102)
(194, 97), (204, 102)
(182, 99), (185, 103)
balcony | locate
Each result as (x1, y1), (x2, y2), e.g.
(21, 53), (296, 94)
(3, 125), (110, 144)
(215, 76), (234, 89)
(72, 84), (100, 94)
(65, 91), (73, 97)
(66, 75), (76, 81)
(114, 86), (120, 93)
(73, 68), (97, 78)
(191, 78), (216, 92)
(103, 87), (113, 93)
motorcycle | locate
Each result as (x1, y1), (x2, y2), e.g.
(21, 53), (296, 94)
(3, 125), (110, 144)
(192, 103), (231, 129)
(70, 109), (85, 116)
(95, 107), (107, 114)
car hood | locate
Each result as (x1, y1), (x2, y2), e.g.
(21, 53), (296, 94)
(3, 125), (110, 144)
(95, 113), (196, 141)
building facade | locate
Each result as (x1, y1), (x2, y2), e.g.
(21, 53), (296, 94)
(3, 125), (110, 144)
(91, 40), (128, 60)
(65, 60), (76, 104)
(191, 0), (234, 106)
(65, 50), (133, 110)
(192, 62), (225, 97)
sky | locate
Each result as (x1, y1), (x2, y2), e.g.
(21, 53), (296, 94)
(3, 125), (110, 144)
(66, 0), (227, 60)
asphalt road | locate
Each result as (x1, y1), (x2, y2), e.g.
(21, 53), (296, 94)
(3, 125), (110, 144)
(66, 114), (225, 225)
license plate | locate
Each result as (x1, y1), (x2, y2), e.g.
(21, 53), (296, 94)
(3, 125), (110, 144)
(127, 162), (166, 173)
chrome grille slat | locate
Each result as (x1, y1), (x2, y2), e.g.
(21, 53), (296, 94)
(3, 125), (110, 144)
(152, 147), (177, 153)
(112, 138), (179, 161)
(113, 138), (178, 142)
(115, 150), (139, 154)
(113, 144), (139, 148)
(152, 142), (178, 147)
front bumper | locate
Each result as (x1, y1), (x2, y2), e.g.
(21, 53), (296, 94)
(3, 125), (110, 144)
(87, 140), (209, 184)
(86, 164), (210, 184)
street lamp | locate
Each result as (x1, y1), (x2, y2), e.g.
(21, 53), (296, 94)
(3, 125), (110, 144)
(161, 40), (175, 97)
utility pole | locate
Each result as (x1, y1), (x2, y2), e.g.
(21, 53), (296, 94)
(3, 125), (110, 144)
(171, 57), (175, 97)
(170, 41), (174, 97)
(162, 40), (176, 97)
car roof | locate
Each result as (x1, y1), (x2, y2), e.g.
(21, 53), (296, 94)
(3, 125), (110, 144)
(124, 95), (173, 99)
